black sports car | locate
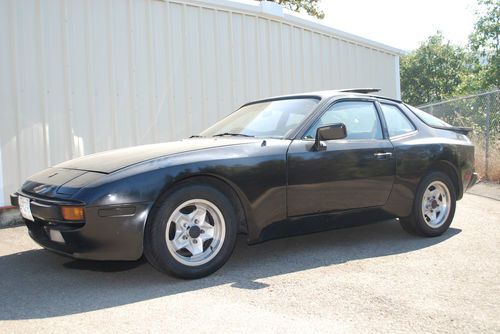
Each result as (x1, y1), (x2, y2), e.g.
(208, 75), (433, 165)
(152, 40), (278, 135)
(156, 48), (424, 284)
(11, 89), (477, 278)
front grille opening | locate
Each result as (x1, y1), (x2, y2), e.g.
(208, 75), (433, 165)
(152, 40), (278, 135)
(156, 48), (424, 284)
(29, 218), (85, 231)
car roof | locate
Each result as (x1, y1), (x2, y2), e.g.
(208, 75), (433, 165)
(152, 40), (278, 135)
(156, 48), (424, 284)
(242, 89), (402, 107)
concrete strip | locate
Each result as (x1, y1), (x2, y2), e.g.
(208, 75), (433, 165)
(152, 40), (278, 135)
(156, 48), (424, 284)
(467, 181), (500, 201)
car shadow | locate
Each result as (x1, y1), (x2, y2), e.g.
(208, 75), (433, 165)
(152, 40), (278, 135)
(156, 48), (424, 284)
(0, 219), (461, 320)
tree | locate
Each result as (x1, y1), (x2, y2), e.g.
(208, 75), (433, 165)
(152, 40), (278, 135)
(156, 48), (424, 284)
(468, 0), (499, 89)
(400, 33), (468, 106)
(258, 0), (325, 19)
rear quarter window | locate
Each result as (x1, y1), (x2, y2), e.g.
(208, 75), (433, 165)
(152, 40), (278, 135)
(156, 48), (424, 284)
(380, 103), (416, 137)
(407, 105), (453, 128)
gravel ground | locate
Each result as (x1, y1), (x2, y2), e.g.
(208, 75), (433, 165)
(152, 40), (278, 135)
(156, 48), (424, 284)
(0, 193), (499, 333)
(0, 209), (23, 229)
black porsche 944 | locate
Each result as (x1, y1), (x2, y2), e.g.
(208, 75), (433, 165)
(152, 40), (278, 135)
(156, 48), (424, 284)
(11, 89), (477, 278)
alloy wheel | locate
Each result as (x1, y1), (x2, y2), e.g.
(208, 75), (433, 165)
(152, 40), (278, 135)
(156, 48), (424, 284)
(165, 199), (226, 266)
(421, 180), (451, 228)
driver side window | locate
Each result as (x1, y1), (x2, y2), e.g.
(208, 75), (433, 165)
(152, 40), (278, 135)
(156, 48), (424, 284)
(304, 101), (383, 140)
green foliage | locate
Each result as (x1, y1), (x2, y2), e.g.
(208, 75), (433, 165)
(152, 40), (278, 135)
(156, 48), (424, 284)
(259, 0), (325, 19)
(468, 0), (499, 89)
(400, 33), (468, 106)
(401, 0), (499, 105)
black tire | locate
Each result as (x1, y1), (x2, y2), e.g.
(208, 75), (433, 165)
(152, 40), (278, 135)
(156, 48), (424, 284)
(399, 171), (456, 237)
(144, 181), (238, 279)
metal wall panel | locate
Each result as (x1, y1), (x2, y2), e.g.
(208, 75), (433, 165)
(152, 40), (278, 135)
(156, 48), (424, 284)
(0, 0), (403, 205)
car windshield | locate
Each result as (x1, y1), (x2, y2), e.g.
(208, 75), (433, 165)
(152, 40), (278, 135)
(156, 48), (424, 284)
(200, 98), (320, 138)
(408, 105), (453, 128)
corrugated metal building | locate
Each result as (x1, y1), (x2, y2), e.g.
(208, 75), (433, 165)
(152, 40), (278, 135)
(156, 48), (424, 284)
(0, 0), (404, 205)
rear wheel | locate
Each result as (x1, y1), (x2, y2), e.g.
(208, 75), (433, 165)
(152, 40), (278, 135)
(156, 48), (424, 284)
(399, 171), (456, 237)
(144, 182), (238, 278)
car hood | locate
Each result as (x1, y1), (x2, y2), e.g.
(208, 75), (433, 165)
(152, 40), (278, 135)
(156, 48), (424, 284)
(54, 138), (263, 174)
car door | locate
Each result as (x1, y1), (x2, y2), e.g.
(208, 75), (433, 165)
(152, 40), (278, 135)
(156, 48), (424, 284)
(286, 99), (396, 217)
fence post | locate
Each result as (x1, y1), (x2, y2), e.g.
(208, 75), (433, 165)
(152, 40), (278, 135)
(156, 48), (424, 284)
(485, 94), (491, 179)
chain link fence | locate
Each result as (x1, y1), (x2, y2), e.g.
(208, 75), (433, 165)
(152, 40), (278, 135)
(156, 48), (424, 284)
(418, 90), (500, 181)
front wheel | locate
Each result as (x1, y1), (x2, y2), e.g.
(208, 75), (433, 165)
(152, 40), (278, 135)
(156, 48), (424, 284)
(399, 171), (456, 237)
(144, 182), (238, 278)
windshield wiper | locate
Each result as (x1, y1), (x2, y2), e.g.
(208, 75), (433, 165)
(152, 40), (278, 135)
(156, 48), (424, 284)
(189, 135), (204, 138)
(213, 132), (255, 137)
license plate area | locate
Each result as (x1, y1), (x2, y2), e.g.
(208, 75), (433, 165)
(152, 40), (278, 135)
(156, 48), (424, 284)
(18, 195), (34, 221)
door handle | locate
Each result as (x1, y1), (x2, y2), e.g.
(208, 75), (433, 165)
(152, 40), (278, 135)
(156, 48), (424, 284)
(373, 152), (393, 159)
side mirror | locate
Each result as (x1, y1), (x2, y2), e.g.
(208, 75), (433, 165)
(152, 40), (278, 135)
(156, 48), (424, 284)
(313, 123), (347, 151)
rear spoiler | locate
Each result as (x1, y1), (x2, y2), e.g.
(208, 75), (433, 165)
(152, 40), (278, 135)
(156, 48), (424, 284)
(338, 88), (381, 94)
(435, 126), (473, 135)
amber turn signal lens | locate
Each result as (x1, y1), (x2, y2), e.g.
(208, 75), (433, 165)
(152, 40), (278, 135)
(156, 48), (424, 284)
(61, 206), (85, 221)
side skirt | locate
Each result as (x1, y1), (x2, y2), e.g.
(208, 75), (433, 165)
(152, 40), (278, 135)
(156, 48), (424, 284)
(251, 207), (396, 244)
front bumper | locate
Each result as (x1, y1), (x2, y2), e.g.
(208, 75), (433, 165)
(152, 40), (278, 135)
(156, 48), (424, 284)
(10, 192), (152, 261)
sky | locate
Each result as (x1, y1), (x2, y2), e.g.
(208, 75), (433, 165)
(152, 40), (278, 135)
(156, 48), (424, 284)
(320, 0), (478, 51)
